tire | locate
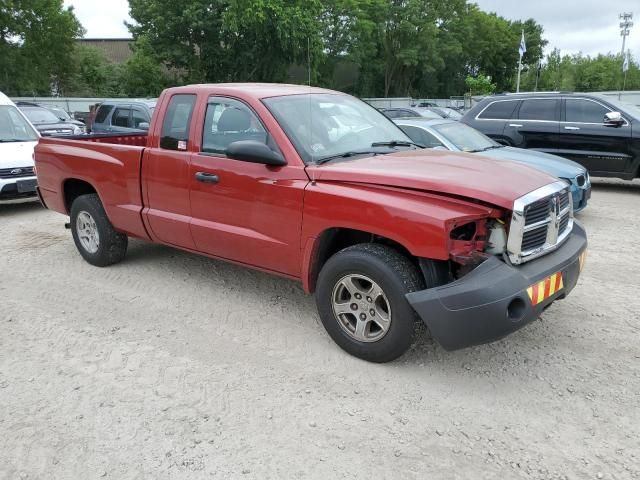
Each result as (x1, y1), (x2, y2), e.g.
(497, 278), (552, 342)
(315, 243), (425, 363)
(70, 193), (128, 267)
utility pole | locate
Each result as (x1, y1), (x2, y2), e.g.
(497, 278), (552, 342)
(619, 13), (633, 56)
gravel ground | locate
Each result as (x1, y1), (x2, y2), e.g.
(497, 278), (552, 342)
(1, 179), (639, 480)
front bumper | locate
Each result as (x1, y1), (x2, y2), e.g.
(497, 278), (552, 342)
(407, 223), (587, 351)
(571, 183), (591, 213)
(0, 176), (38, 203)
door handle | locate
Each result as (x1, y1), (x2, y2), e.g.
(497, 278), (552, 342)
(564, 126), (580, 131)
(195, 172), (219, 184)
(509, 123), (523, 128)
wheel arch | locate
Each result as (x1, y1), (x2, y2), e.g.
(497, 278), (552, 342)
(62, 178), (98, 214)
(303, 227), (447, 294)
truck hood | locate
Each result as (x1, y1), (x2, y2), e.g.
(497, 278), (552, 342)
(476, 146), (586, 179)
(306, 149), (559, 210)
(0, 141), (37, 169)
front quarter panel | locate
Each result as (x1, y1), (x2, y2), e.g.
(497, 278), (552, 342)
(301, 181), (498, 280)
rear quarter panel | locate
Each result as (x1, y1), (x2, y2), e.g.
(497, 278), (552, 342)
(35, 138), (150, 239)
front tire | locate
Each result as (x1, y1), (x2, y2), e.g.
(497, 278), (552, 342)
(70, 194), (128, 267)
(315, 244), (425, 363)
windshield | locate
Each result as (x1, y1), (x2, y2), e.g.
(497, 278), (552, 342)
(443, 108), (463, 120)
(21, 107), (61, 124)
(49, 107), (71, 120)
(0, 105), (39, 141)
(433, 122), (499, 152)
(264, 94), (413, 164)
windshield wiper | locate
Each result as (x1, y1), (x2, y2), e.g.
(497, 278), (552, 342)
(371, 140), (424, 148)
(315, 150), (383, 165)
(0, 139), (24, 143)
(469, 145), (505, 153)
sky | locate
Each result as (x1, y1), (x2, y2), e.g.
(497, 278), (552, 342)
(64, 0), (639, 59)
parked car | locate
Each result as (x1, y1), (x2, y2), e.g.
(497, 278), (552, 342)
(18, 104), (84, 136)
(461, 92), (640, 180)
(42, 105), (87, 130)
(91, 100), (156, 134)
(424, 106), (464, 121)
(380, 106), (442, 120)
(34, 84), (587, 362)
(395, 117), (591, 212)
(0, 92), (39, 202)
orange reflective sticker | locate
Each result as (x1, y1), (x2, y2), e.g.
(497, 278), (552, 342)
(527, 272), (564, 306)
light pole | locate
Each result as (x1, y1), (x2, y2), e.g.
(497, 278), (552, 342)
(619, 12), (633, 56)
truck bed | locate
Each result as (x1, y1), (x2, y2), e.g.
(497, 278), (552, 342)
(35, 134), (150, 240)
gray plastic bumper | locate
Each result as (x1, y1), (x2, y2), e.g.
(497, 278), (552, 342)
(406, 223), (587, 351)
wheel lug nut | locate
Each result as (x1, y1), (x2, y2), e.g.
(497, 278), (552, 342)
(360, 313), (367, 320)
(350, 303), (358, 311)
(366, 296), (372, 303)
(354, 293), (362, 300)
(370, 309), (375, 316)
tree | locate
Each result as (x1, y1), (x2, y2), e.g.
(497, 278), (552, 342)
(120, 36), (173, 97)
(0, 0), (83, 95)
(465, 74), (496, 95)
(60, 45), (123, 97)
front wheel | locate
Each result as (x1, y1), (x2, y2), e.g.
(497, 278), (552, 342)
(70, 193), (128, 267)
(315, 244), (425, 363)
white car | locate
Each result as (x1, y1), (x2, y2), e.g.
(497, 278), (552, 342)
(0, 91), (40, 203)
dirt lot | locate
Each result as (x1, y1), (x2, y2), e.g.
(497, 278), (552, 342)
(1, 179), (639, 480)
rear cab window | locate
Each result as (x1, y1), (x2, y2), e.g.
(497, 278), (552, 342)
(477, 100), (519, 120)
(160, 94), (197, 151)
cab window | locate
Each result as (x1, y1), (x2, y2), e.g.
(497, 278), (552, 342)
(112, 107), (131, 128)
(518, 99), (559, 121)
(565, 99), (610, 123)
(478, 100), (518, 120)
(201, 97), (267, 155)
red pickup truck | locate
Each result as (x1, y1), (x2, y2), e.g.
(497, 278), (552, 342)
(34, 84), (587, 362)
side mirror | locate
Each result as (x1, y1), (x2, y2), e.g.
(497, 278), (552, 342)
(138, 122), (150, 130)
(604, 111), (624, 127)
(226, 140), (287, 167)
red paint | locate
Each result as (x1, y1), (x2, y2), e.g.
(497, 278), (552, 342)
(34, 84), (558, 292)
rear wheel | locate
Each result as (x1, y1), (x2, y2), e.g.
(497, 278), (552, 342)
(70, 194), (127, 267)
(315, 243), (425, 363)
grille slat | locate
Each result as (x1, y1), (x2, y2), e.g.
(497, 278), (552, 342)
(524, 199), (551, 226)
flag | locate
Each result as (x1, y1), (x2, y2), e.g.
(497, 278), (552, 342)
(622, 50), (629, 73)
(519, 30), (527, 58)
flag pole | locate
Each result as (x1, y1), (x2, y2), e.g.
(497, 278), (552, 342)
(516, 30), (525, 93)
(620, 49), (630, 100)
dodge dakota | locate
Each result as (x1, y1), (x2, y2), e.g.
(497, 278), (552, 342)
(34, 84), (588, 362)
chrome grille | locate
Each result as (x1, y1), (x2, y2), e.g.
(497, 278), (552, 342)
(0, 166), (35, 179)
(507, 182), (574, 264)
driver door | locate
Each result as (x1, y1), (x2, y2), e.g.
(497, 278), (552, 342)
(189, 96), (308, 276)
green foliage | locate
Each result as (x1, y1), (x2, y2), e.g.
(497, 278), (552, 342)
(2, 0), (638, 99)
(0, 0), (83, 95)
(465, 74), (496, 95)
(517, 49), (640, 92)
